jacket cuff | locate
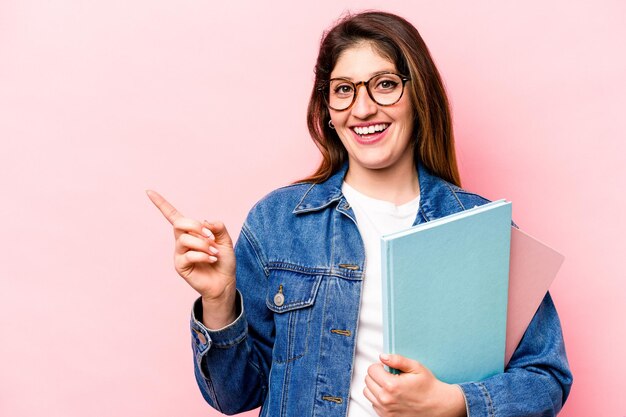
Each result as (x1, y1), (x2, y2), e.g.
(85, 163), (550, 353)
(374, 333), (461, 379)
(458, 381), (495, 417)
(190, 290), (247, 354)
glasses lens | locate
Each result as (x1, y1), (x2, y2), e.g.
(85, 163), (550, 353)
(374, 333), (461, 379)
(369, 73), (404, 106)
(326, 73), (405, 110)
(328, 79), (355, 111)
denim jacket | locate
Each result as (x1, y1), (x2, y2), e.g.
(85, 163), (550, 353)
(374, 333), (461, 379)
(189, 162), (573, 417)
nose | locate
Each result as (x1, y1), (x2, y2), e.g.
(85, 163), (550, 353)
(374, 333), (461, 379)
(350, 84), (377, 119)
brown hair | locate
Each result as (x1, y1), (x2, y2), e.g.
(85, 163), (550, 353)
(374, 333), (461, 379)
(300, 11), (461, 186)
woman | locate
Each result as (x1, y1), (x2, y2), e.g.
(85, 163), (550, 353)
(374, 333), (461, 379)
(148, 11), (572, 417)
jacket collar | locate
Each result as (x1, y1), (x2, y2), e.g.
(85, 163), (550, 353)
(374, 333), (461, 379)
(292, 164), (347, 214)
(293, 161), (464, 222)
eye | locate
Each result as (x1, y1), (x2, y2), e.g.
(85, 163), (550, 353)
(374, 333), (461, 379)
(333, 83), (354, 96)
(376, 79), (399, 91)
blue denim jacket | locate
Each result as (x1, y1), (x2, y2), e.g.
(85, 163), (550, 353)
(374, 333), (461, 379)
(190, 163), (573, 417)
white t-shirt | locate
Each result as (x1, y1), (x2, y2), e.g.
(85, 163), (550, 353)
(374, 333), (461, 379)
(341, 182), (420, 417)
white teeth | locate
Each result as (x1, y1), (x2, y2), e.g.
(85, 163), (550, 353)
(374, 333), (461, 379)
(353, 124), (388, 135)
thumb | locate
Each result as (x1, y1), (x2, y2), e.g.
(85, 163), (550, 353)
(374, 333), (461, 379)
(204, 220), (233, 245)
(380, 353), (424, 374)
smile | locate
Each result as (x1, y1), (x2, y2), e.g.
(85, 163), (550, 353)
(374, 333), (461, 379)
(352, 123), (389, 136)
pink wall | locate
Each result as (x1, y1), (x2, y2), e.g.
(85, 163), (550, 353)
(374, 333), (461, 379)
(1, 1), (624, 416)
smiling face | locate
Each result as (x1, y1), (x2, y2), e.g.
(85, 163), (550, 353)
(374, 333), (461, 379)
(328, 42), (415, 177)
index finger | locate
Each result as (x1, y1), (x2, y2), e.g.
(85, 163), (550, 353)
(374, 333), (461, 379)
(146, 189), (184, 225)
(367, 363), (393, 386)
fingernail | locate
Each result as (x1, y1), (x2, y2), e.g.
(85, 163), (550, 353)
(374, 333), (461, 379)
(202, 227), (215, 240)
(380, 353), (390, 361)
(209, 256), (218, 262)
(209, 246), (219, 255)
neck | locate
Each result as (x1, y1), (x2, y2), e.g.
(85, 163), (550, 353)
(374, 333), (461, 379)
(344, 157), (419, 205)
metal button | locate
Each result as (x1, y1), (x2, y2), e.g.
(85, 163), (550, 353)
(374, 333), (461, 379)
(193, 329), (207, 345)
(274, 293), (285, 306)
(273, 284), (285, 307)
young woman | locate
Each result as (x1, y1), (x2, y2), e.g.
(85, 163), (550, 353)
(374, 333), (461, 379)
(148, 11), (572, 417)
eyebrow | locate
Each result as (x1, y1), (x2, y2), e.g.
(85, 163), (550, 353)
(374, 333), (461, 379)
(329, 69), (397, 80)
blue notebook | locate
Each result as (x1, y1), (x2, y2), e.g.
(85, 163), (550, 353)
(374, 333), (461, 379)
(381, 200), (512, 383)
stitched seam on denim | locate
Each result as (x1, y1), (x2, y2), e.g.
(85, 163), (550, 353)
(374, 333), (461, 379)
(276, 302), (313, 363)
(446, 182), (466, 210)
(241, 223), (270, 277)
(271, 303), (311, 364)
(477, 382), (495, 417)
(293, 184), (344, 213)
(265, 274), (323, 313)
(268, 263), (363, 280)
(345, 260), (364, 417)
(280, 344), (293, 417)
(267, 262), (329, 275)
(267, 299), (315, 312)
(336, 195), (357, 223)
(294, 182), (317, 211)
(197, 354), (223, 412)
(454, 189), (490, 198)
(287, 308), (296, 361)
(268, 277), (316, 363)
(294, 202), (340, 214)
(326, 272), (363, 281)
(454, 189), (492, 204)
(273, 352), (306, 364)
(418, 204), (430, 222)
(302, 302), (311, 361)
(244, 341), (268, 398)
(313, 277), (332, 417)
(211, 331), (247, 348)
(274, 181), (312, 192)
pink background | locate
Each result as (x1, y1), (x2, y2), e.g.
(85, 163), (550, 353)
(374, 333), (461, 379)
(1, 1), (624, 416)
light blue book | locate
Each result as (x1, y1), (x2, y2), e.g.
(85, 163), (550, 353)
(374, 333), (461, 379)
(381, 200), (512, 383)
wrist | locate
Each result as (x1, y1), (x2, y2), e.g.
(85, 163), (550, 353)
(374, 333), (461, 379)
(446, 384), (468, 417)
(201, 290), (238, 330)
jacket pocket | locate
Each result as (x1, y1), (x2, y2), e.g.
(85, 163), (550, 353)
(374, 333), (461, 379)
(266, 268), (323, 363)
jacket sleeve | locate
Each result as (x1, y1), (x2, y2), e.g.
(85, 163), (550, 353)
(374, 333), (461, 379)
(459, 292), (573, 417)
(189, 222), (273, 415)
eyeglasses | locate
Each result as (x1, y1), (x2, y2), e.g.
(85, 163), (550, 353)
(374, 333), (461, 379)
(321, 72), (410, 111)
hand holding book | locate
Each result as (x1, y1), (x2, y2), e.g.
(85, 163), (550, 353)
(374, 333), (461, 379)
(364, 353), (467, 417)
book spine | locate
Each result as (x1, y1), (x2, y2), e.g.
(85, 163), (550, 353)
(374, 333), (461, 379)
(381, 239), (400, 374)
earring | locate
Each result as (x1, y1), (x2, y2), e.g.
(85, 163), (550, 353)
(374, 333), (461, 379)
(328, 120), (335, 130)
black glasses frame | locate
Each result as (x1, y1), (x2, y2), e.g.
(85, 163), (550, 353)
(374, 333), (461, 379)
(319, 72), (411, 111)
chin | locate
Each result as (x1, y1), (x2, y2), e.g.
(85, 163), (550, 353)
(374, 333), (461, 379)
(354, 159), (396, 171)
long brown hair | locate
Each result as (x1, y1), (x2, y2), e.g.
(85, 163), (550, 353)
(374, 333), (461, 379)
(300, 11), (461, 187)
